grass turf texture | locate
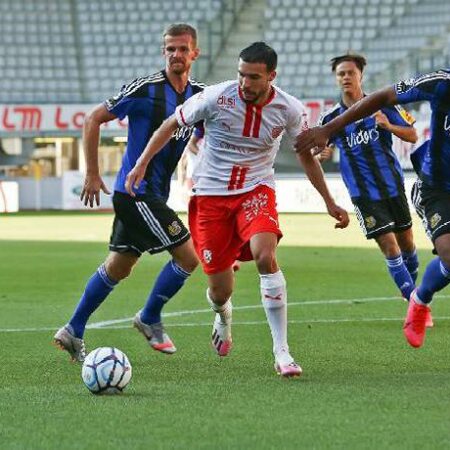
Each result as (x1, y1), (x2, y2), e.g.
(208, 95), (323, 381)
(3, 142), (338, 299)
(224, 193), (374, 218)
(1, 213), (450, 449)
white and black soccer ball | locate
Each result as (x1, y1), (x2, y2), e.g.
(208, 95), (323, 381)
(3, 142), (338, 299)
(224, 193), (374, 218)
(81, 347), (132, 395)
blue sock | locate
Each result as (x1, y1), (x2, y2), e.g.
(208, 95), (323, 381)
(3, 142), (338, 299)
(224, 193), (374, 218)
(402, 249), (419, 283)
(69, 264), (118, 338)
(385, 255), (415, 300)
(417, 258), (450, 304)
(140, 260), (191, 325)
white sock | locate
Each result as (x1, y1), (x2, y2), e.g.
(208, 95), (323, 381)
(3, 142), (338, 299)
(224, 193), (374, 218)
(206, 289), (232, 324)
(260, 270), (289, 356)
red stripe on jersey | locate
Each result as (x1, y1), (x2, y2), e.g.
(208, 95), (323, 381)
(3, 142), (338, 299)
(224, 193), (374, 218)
(236, 166), (249, 189)
(179, 108), (188, 126)
(242, 103), (254, 137)
(252, 105), (262, 138)
(228, 165), (239, 190)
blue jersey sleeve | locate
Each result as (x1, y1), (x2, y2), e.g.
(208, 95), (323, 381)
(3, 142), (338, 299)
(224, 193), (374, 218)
(394, 71), (448, 104)
(382, 105), (415, 127)
(103, 78), (149, 120)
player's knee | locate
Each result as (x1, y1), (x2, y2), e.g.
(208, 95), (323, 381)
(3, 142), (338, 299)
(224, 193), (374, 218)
(209, 286), (233, 305)
(174, 253), (199, 274)
(253, 250), (277, 273)
(104, 259), (134, 281)
(434, 234), (450, 268)
(171, 240), (199, 274)
(438, 249), (450, 269)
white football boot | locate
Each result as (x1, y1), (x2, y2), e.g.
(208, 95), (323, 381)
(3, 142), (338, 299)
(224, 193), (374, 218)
(211, 311), (232, 356)
(274, 349), (302, 378)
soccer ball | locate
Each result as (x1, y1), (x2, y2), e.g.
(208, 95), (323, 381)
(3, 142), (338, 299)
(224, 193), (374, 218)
(81, 347), (132, 395)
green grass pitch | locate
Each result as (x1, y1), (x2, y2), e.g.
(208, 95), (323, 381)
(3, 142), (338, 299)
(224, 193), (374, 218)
(1, 212), (450, 449)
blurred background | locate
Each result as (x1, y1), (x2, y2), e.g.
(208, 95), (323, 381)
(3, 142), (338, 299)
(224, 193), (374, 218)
(0, 0), (449, 212)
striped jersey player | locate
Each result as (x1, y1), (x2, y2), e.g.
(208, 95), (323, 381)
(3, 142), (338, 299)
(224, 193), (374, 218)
(54, 24), (204, 362)
(316, 53), (420, 307)
(126, 42), (349, 377)
(294, 67), (450, 349)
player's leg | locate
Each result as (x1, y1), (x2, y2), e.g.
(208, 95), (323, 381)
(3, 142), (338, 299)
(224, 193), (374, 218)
(128, 195), (194, 354)
(54, 250), (137, 362)
(207, 269), (234, 356)
(354, 198), (415, 300)
(403, 185), (450, 347)
(375, 232), (415, 301)
(239, 185), (301, 377)
(404, 236), (449, 348)
(250, 231), (301, 377)
(393, 190), (420, 283)
(139, 239), (198, 326)
(396, 227), (419, 283)
(188, 194), (237, 356)
(135, 238), (198, 354)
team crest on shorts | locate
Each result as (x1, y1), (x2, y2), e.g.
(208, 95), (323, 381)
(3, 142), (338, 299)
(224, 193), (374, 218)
(167, 221), (182, 236)
(242, 193), (268, 222)
(365, 216), (376, 229)
(203, 249), (212, 264)
(430, 213), (442, 229)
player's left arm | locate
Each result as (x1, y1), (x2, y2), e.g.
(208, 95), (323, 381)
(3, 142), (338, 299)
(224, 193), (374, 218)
(374, 110), (418, 143)
(125, 115), (179, 196)
(296, 150), (349, 229)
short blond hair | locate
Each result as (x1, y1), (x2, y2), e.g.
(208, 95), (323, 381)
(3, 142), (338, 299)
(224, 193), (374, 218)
(163, 23), (197, 46)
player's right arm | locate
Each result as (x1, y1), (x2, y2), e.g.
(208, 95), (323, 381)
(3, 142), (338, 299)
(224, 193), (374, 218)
(80, 104), (114, 207)
(125, 115), (179, 196)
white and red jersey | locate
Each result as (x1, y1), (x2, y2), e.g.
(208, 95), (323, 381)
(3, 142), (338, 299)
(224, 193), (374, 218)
(175, 80), (308, 196)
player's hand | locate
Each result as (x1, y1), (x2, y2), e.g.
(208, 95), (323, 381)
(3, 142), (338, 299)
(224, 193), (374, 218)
(295, 126), (330, 154)
(373, 111), (390, 130)
(326, 203), (350, 229)
(315, 145), (334, 162)
(80, 174), (111, 208)
(125, 163), (146, 197)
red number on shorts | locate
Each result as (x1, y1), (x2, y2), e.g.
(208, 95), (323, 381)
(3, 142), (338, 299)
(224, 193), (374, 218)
(227, 165), (249, 190)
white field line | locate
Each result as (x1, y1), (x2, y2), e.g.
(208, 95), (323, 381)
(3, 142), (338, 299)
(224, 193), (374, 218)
(1, 294), (449, 333)
(86, 296), (404, 328)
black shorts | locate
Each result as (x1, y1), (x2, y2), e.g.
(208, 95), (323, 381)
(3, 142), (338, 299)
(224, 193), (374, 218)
(411, 179), (450, 243)
(109, 191), (190, 256)
(353, 192), (412, 239)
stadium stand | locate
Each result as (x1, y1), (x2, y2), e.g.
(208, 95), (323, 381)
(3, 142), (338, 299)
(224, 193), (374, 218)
(0, 0), (448, 104)
(0, 0), (81, 102)
(0, 0), (225, 103)
(264, 0), (450, 99)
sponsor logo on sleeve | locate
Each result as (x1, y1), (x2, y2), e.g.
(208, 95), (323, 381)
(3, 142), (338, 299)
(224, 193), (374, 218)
(395, 78), (416, 94)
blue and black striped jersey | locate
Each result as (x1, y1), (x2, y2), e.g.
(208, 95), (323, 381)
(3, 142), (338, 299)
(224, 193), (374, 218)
(105, 70), (205, 200)
(318, 101), (415, 200)
(395, 69), (450, 192)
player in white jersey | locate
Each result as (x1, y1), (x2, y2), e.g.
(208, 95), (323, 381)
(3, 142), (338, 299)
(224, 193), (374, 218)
(126, 42), (349, 377)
